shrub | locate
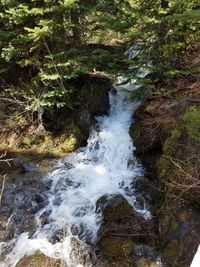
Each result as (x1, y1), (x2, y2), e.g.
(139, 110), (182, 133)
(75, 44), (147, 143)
(183, 106), (200, 142)
(170, 129), (181, 140)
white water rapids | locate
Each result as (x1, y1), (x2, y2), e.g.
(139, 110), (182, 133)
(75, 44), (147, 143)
(0, 87), (151, 267)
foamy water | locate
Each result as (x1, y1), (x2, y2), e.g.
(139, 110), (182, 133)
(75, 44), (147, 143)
(0, 88), (151, 267)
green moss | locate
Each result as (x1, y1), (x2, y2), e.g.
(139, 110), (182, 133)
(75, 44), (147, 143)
(31, 136), (45, 146)
(171, 129), (181, 140)
(16, 252), (60, 267)
(136, 257), (161, 267)
(163, 138), (173, 153)
(14, 113), (26, 128)
(130, 121), (142, 141)
(156, 157), (169, 178)
(22, 136), (32, 147)
(164, 240), (180, 258)
(59, 122), (84, 152)
(60, 134), (77, 152)
(99, 236), (133, 259)
(103, 196), (133, 222)
(183, 106), (200, 142)
(179, 210), (190, 222)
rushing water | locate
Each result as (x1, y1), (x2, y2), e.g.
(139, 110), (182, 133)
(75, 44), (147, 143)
(0, 87), (151, 267)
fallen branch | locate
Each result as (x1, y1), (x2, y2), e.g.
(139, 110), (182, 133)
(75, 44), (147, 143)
(0, 174), (6, 204)
(0, 152), (13, 167)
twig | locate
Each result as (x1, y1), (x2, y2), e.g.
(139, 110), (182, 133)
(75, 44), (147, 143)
(110, 233), (154, 237)
(164, 155), (198, 182)
(0, 174), (6, 204)
(0, 152), (13, 167)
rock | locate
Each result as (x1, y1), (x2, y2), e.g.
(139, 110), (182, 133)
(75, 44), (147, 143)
(0, 229), (9, 240)
(79, 74), (111, 116)
(136, 257), (162, 267)
(160, 206), (200, 267)
(16, 252), (61, 267)
(102, 195), (133, 223)
(73, 109), (94, 138)
(73, 74), (112, 139)
(20, 215), (37, 235)
(99, 236), (134, 259)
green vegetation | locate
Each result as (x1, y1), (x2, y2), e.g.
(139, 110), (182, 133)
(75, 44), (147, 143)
(0, 0), (199, 121)
(170, 129), (181, 140)
(183, 106), (200, 142)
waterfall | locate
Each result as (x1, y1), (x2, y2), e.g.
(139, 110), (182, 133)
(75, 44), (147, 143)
(0, 87), (151, 267)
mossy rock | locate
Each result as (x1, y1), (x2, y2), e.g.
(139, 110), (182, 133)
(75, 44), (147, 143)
(99, 236), (134, 259)
(130, 121), (142, 142)
(163, 240), (183, 267)
(156, 157), (169, 179)
(103, 195), (133, 223)
(16, 252), (61, 267)
(136, 257), (161, 267)
(164, 240), (181, 258)
(162, 137), (175, 153)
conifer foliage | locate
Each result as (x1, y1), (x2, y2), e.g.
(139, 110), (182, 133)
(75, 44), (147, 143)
(0, 0), (199, 111)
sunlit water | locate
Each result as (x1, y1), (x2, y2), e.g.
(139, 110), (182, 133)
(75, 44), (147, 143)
(0, 87), (151, 267)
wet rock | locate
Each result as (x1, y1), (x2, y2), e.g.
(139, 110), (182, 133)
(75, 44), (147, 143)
(97, 194), (157, 263)
(16, 252), (61, 267)
(134, 245), (155, 258)
(99, 236), (134, 259)
(22, 162), (39, 173)
(20, 215), (37, 235)
(102, 195), (133, 223)
(0, 229), (9, 240)
(39, 210), (51, 226)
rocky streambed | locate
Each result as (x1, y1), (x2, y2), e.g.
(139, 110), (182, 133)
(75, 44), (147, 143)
(0, 75), (199, 267)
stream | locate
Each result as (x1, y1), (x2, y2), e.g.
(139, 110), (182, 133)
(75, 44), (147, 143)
(0, 86), (151, 267)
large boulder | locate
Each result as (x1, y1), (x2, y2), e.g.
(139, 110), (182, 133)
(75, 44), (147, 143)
(16, 253), (61, 267)
(77, 73), (112, 116)
(73, 73), (112, 139)
(102, 195), (133, 223)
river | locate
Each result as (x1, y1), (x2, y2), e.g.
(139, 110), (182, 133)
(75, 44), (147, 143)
(0, 87), (151, 267)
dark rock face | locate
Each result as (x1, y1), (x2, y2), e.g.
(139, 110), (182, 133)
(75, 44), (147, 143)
(96, 194), (157, 266)
(73, 74), (112, 139)
(78, 74), (111, 116)
(73, 109), (94, 138)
